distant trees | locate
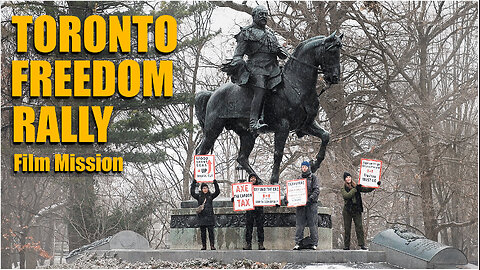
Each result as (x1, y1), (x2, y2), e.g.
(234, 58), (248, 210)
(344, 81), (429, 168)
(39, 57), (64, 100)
(1, 1), (219, 267)
(346, 0), (478, 247)
(214, 1), (478, 259)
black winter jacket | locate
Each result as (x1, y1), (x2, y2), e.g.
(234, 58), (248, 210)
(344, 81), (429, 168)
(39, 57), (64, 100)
(190, 181), (220, 226)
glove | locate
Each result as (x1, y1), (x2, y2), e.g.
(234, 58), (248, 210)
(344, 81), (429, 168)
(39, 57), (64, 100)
(230, 197), (234, 202)
(357, 183), (362, 188)
(192, 179), (197, 183)
(377, 181), (381, 186)
(275, 204), (281, 207)
(308, 196), (315, 203)
(213, 179), (218, 184)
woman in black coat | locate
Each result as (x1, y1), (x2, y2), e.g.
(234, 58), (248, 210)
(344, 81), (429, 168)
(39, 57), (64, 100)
(190, 179), (220, 250)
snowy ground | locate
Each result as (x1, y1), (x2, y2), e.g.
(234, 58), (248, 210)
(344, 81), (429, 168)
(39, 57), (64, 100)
(285, 262), (400, 269)
(38, 253), (400, 269)
(39, 253), (283, 269)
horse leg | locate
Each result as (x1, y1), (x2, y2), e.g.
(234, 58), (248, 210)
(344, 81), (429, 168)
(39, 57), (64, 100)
(303, 121), (330, 173)
(270, 119), (290, 184)
(236, 131), (257, 179)
(196, 118), (225, 155)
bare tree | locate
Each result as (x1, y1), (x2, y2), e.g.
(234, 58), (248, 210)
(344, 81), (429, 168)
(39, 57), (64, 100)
(346, 1), (478, 242)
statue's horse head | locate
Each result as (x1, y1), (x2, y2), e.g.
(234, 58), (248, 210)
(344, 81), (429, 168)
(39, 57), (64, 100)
(292, 32), (343, 85)
(319, 32), (343, 84)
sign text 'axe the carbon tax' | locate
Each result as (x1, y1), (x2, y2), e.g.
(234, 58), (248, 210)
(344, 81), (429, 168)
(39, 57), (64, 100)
(232, 182), (254, 211)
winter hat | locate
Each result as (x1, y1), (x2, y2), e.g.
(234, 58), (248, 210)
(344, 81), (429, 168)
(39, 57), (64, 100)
(248, 173), (258, 180)
(301, 161), (310, 167)
(200, 183), (209, 189)
(343, 172), (351, 180)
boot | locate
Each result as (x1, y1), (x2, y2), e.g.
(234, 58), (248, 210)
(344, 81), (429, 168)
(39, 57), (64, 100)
(210, 245), (216, 250)
(243, 242), (252, 250)
(258, 242), (265, 250)
(201, 245), (207, 250)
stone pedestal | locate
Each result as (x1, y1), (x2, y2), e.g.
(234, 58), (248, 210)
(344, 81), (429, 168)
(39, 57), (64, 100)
(170, 199), (332, 250)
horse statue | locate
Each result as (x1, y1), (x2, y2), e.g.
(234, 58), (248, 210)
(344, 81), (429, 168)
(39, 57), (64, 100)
(195, 32), (342, 184)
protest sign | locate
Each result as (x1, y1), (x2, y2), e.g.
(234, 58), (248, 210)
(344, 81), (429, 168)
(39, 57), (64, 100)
(194, 155), (215, 182)
(253, 185), (281, 206)
(232, 182), (254, 211)
(358, 158), (382, 188)
(286, 179), (307, 207)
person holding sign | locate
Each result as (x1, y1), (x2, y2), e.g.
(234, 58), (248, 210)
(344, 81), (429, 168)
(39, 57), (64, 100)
(341, 172), (381, 250)
(293, 161), (320, 250)
(190, 179), (220, 250)
(243, 173), (265, 250)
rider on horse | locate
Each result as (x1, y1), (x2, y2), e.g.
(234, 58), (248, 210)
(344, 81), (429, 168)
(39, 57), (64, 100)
(222, 5), (288, 133)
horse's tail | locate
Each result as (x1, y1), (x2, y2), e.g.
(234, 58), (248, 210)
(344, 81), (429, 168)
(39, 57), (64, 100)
(195, 90), (212, 130)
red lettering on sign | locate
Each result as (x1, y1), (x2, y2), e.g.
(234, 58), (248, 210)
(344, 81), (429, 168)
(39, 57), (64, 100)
(235, 185), (249, 193)
(237, 199), (251, 207)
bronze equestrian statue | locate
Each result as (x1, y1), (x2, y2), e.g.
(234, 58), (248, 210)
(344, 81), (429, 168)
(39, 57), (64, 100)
(195, 8), (342, 184)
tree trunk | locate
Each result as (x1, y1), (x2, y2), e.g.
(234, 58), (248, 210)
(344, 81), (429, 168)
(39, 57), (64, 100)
(68, 176), (96, 250)
(19, 233), (25, 269)
(1, 230), (12, 268)
(25, 248), (36, 269)
(418, 148), (437, 240)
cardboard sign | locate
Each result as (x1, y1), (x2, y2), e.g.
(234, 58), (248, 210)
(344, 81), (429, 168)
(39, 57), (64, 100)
(232, 182), (254, 211)
(358, 158), (382, 188)
(286, 179), (307, 207)
(194, 155), (215, 182)
(253, 185), (281, 206)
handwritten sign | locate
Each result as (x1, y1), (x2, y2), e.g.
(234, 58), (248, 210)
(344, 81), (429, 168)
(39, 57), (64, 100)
(194, 155), (215, 182)
(286, 179), (307, 207)
(358, 158), (382, 188)
(232, 182), (254, 211)
(253, 185), (281, 206)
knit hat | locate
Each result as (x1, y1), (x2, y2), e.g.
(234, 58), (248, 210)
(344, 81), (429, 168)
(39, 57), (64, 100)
(301, 161), (310, 167)
(248, 173), (258, 181)
(343, 172), (351, 180)
(200, 183), (209, 189)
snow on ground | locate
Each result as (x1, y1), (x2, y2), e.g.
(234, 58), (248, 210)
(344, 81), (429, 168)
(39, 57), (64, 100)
(285, 262), (400, 269)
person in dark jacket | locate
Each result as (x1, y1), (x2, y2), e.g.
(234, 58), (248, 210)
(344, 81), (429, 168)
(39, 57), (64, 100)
(293, 161), (320, 250)
(243, 173), (265, 250)
(341, 172), (380, 250)
(190, 179), (220, 250)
